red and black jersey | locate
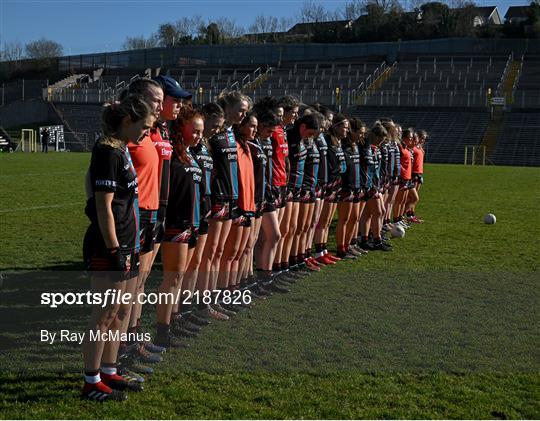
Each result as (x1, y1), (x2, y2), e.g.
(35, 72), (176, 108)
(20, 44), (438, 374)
(325, 135), (347, 186)
(341, 138), (361, 190)
(247, 138), (267, 204)
(302, 140), (320, 194)
(149, 122), (173, 209)
(314, 133), (328, 186)
(286, 126), (307, 189)
(271, 126), (288, 187)
(167, 151), (202, 229)
(209, 127), (239, 202)
(85, 138), (139, 253)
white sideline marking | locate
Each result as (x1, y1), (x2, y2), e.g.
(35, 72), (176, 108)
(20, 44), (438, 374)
(0, 203), (80, 213)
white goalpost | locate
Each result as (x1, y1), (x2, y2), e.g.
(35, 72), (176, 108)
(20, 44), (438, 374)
(464, 145), (486, 166)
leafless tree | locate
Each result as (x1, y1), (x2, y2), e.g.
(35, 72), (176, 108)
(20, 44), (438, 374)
(25, 38), (63, 59)
(298, 0), (328, 22)
(122, 35), (159, 50)
(215, 17), (244, 38)
(341, 0), (365, 19)
(249, 15), (279, 33)
(277, 17), (295, 32)
(1, 40), (24, 62)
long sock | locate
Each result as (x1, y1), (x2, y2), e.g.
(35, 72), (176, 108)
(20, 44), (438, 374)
(156, 323), (170, 341)
(84, 371), (100, 384)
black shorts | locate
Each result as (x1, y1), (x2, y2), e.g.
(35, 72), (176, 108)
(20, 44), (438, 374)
(315, 184), (326, 199)
(271, 185), (287, 209)
(83, 227), (140, 281)
(255, 201), (265, 218)
(164, 226), (198, 248)
(262, 200), (276, 213)
(299, 189), (316, 204)
(234, 210), (254, 227)
(412, 173), (424, 185)
(338, 188), (356, 203)
(286, 186), (302, 203)
(399, 178), (414, 190)
(139, 210), (158, 254)
(210, 199), (238, 221)
(199, 218), (209, 235)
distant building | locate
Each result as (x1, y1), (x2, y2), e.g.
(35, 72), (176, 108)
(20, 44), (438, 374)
(504, 6), (531, 24)
(287, 20), (354, 38)
(470, 6), (502, 26)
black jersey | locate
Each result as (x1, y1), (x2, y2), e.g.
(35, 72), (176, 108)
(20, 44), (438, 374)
(302, 140), (320, 193)
(191, 142), (213, 197)
(260, 136), (273, 187)
(387, 141), (400, 180)
(167, 151), (202, 229)
(341, 138), (361, 190)
(85, 138), (140, 253)
(286, 126), (307, 189)
(379, 142), (390, 184)
(209, 127), (239, 202)
(247, 138), (267, 204)
(359, 142), (376, 191)
(371, 145), (383, 189)
(325, 135), (347, 186)
(314, 133), (328, 186)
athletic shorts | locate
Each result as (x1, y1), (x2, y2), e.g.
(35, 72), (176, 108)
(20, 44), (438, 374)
(287, 186), (302, 203)
(199, 218), (209, 235)
(139, 210), (158, 254)
(412, 173), (424, 185)
(163, 225), (198, 249)
(210, 199), (239, 221)
(299, 189), (316, 204)
(255, 201), (265, 218)
(262, 199), (276, 213)
(315, 184), (326, 199)
(83, 227), (140, 282)
(338, 188), (360, 203)
(399, 178), (415, 190)
(270, 185), (287, 209)
(234, 210), (254, 227)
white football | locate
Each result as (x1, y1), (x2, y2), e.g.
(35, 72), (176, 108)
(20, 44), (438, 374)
(484, 213), (497, 224)
(390, 224), (406, 238)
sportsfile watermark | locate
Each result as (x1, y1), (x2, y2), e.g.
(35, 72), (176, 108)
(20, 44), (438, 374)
(0, 270), (538, 374)
(41, 289), (252, 308)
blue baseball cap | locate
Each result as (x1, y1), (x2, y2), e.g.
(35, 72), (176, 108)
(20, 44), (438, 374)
(154, 75), (192, 100)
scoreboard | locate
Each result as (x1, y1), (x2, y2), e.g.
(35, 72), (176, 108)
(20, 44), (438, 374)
(39, 125), (65, 151)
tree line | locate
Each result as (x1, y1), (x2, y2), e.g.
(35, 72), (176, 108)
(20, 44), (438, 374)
(1, 0), (539, 62)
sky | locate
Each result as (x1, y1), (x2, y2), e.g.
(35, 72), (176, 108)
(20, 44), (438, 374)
(0, 0), (532, 56)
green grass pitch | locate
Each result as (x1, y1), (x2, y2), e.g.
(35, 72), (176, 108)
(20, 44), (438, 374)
(0, 153), (539, 418)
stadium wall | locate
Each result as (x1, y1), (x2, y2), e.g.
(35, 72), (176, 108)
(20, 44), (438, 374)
(1, 38), (536, 77)
(0, 100), (60, 128)
(55, 38), (539, 70)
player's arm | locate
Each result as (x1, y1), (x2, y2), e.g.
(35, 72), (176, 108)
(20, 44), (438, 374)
(95, 191), (119, 250)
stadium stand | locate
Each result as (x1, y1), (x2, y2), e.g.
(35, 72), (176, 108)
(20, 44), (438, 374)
(364, 55), (509, 107)
(492, 112), (540, 166)
(512, 55), (540, 109)
(351, 107), (490, 164)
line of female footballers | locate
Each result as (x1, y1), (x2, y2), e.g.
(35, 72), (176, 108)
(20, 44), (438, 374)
(81, 77), (427, 401)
